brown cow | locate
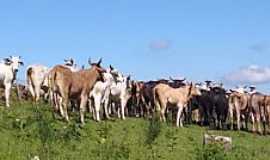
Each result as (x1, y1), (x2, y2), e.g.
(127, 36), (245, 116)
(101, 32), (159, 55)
(153, 83), (201, 127)
(49, 58), (105, 124)
(228, 91), (249, 131)
(264, 96), (270, 134)
(249, 93), (266, 134)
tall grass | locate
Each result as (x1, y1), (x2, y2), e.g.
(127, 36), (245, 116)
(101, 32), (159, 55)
(0, 101), (269, 160)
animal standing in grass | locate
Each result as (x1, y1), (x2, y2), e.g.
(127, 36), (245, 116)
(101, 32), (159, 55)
(153, 83), (201, 127)
(0, 56), (24, 107)
(49, 58), (105, 124)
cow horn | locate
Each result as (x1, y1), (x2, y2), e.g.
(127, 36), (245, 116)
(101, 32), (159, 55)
(169, 76), (174, 81)
(127, 75), (131, 80)
(70, 58), (74, 65)
(97, 58), (102, 66)
(110, 65), (114, 70)
(180, 78), (186, 82)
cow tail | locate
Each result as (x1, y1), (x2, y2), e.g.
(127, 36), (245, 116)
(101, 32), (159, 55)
(153, 87), (161, 112)
(48, 70), (57, 106)
(27, 67), (35, 92)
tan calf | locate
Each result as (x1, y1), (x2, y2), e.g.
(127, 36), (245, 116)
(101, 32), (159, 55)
(228, 91), (249, 130)
(153, 83), (201, 127)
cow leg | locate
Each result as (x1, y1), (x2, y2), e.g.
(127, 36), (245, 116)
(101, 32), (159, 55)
(58, 97), (65, 117)
(28, 84), (36, 102)
(266, 105), (270, 134)
(198, 106), (204, 126)
(80, 96), (88, 125)
(103, 98), (111, 119)
(193, 109), (199, 124)
(121, 99), (128, 120)
(260, 106), (266, 134)
(146, 102), (152, 118)
(34, 86), (41, 102)
(89, 98), (97, 121)
(250, 112), (256, 133)
(116, 103), (121, 118)
(241, 114), (246, 129)
(94, 95), (101, 122)
(176, 104), (184, 127)
(140, 96), (148, 117)
(236, 109), (241, 131)
(160, 106), (167, 122)
(62, 98), (69, 122)
(255, 113), (262, 134)
(4, 83), (11, 107)
(243, 112), (249, 131)
(228, 103), (234, 130)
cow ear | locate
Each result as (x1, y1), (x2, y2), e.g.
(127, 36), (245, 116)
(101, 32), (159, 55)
(19, 61), (24, 66)
(4, 58), (11, 65)
(4, 58), (10, 62)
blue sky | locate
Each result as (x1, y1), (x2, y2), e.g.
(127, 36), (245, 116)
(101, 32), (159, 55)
(1, 0), (270, 91)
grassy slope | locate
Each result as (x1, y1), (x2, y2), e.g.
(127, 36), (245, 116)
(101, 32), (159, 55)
(0, 101), (269, 160)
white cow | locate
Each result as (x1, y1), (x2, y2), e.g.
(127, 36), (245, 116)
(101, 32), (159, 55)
(0, 56), (24, 107)
(26, 65), (49, 102)
(109, 69), (132, 120)
(89, 67), (115, 121)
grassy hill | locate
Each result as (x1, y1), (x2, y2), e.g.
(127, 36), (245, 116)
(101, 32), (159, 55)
(0, 101), (270, 160)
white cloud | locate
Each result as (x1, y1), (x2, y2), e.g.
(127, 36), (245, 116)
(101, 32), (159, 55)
(224, 65), (270, 84)
(149, 40), (171, 50)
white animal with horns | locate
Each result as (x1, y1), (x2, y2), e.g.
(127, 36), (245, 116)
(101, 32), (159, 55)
(109, 67), (132, 120)
(0, 56), (24, 107)
(89, 65), (116, 121)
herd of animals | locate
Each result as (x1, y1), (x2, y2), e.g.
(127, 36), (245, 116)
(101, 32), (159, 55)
(0, 56), (270, 135)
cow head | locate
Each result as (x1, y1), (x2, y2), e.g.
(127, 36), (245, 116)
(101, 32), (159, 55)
(108, 65), (125, 83)
(64, 58), (74, 66)
(196, 82), (210, 91)
(4, 56), (24, 73)
(109, 64), (121, 80)
(126, 75), (132, 88)
(88, 58), (106, 81)
(188, 82), (202, 97)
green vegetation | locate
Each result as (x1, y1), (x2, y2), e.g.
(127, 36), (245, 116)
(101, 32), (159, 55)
(0, 101), (269, 160)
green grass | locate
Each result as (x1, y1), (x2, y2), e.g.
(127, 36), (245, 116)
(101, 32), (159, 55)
(0, 101), (270, 160)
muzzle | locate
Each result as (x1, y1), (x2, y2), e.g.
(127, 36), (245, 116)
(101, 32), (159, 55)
(13, 69), (19, 73)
